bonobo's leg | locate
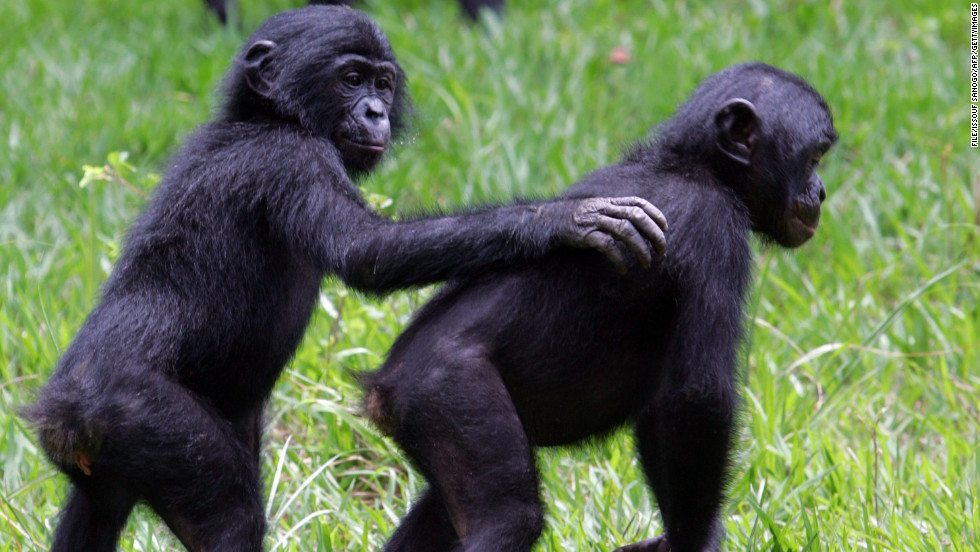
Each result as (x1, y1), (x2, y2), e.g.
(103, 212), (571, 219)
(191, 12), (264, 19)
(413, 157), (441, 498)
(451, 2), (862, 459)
(51, 482), (136, 552)
(459, 0), (504, 20)
(203, 0), (229, 24)
(384, 488), (458, 552)
(623, 377), (735, 552)
(382, 353), (542, 552)
(231, 406), (266, 473)
(87, 371), (266, 552)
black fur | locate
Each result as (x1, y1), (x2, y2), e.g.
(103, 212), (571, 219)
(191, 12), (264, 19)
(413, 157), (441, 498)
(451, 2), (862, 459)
(364, 62), (838, 552)
(23, 6), (666, 551)
(458, 0), (504, 20)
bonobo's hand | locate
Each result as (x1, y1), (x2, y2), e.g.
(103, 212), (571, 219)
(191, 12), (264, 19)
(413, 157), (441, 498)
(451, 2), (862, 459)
(558, 196), (668, 274)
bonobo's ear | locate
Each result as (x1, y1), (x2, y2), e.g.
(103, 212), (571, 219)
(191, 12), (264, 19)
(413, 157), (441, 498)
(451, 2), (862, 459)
(715, 98), (758, 166)
(243, 40), (277, 99)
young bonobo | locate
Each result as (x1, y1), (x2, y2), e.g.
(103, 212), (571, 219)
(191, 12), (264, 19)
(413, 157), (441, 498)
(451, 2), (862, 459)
(364, 63), (838, 552)
(23, 6), (667, 552)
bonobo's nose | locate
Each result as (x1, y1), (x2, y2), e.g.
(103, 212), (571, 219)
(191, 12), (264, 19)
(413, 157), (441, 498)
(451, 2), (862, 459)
(361, 97), (385, 120)
(355, 97), (390, 146)
(814, 174), (827, 203)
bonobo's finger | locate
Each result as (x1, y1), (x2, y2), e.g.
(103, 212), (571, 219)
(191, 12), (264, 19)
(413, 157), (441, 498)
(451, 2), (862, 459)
(582, 231), (628, 274)
(594, 203), (667, 259)
(601, 198), (668, 255)
(606, 196), (668, 233)
(591, 213), (653, 269)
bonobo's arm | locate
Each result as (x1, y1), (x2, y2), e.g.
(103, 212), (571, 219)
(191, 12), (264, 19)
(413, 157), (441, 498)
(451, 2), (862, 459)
(336, 197), (668, 293)
(272, 172), (667, 294)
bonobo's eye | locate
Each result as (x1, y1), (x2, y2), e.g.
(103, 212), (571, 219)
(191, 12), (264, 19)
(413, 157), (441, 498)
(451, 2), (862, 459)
(377, 77), (393, 91)
(810, 141), (833, 170)
(343, 72), (362, 87)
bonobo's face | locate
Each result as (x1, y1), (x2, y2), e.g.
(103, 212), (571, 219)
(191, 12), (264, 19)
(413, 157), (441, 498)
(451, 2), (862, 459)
(750, 100), (837, 249)
(775, 138), (834, 247)
(236, 6), (409, 176)
(328, 53), (398, 174)
(709, 65), (838, 248)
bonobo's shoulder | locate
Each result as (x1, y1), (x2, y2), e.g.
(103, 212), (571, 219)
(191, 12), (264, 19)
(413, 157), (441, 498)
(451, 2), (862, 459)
(558, 161), (751, 278)
(168, 122), (343, 182)
(186, 122), (336, 160)
(562, 162), (651, 199)
(563, 162), (740, 220)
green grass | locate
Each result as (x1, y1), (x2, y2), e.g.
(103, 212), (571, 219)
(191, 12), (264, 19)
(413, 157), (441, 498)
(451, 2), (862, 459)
(1, 0), (977, 550)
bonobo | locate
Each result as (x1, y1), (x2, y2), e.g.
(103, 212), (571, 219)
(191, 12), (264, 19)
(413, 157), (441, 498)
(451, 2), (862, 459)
(23, 6), (666, 552)
(364, 62), (838, 552)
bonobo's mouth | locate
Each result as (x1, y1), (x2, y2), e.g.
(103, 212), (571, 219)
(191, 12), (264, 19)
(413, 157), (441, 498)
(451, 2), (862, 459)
(340, 137), (386, 153)
(792, 215), (818, 237)
(782, 214), (818, 247)
(784, 197), (822, 247)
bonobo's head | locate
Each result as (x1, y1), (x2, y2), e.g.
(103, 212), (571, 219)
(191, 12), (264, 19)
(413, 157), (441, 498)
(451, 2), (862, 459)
(223, 6), (410, 175)
(660, 63), (838, 248)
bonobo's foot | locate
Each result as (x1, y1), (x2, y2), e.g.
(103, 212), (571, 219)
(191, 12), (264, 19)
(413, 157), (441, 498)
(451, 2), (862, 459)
(614, 534), (670, 552)
(557, 196), (668, 274)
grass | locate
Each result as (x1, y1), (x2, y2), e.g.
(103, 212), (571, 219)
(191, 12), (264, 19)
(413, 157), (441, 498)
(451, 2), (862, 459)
(1, 0), (977, 550)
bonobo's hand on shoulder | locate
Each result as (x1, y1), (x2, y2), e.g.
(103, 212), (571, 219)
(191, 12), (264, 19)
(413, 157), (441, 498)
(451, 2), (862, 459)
(549, 196), (667, 274)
